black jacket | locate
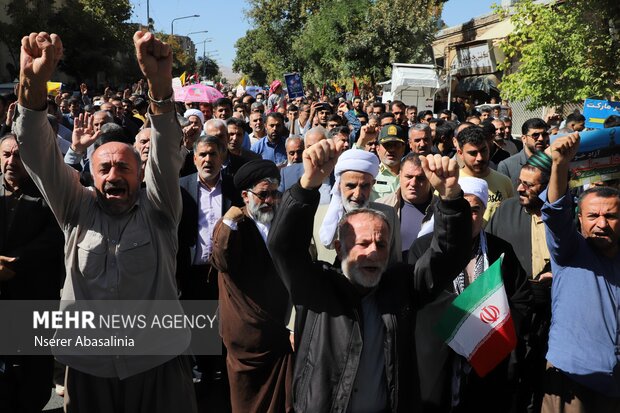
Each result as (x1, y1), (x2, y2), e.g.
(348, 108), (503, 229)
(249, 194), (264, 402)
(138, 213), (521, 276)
(176, 172), (243, 298)
(409, 231), (533, 413)
(0, 176), (64, 300)
(268, 183), (472, 412)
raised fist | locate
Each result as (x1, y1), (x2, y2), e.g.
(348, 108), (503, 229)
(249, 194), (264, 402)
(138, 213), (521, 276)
(548, 133), (580, 166)
(420, 154), (461, 200)
(300, 139), (346, 189)
(19, 32), (63, 109)
(20, 32), (63, 87)
(133, 31), (173, 99)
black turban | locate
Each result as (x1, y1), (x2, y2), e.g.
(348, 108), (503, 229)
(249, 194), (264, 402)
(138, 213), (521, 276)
(233, 159), (280, 191)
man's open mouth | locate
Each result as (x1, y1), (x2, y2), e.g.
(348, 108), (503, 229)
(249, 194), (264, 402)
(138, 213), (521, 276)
(105, 188), (126, 198)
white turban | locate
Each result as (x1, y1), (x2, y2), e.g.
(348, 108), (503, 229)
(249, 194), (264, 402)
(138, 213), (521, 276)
(459, 177), (488, 207)
(183, 108), (205, 125)
(319, 149), (380, 248)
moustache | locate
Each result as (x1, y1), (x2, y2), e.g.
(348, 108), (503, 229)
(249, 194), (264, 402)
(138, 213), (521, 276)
(104, 182), (127, 192)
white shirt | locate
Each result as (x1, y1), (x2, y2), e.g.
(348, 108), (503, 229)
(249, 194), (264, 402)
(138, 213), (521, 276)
(194, 175), (223, 265)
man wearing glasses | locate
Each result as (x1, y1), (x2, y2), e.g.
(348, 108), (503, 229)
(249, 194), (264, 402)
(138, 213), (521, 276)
(498, 118), (551, 191)
(211, 159), (292, 413)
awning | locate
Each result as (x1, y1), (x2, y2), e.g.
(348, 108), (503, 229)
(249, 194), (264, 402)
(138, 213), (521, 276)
(456, 74), (501, 94)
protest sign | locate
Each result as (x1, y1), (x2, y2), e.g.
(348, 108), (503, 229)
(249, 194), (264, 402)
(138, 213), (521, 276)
(245, 86), (262, 98)
(47, 82), (62, 95)
(553, 126), (620, 187)
(583, 99), (620, 129)
(284, 72), (304, 99)
(172, 77), (185, 101)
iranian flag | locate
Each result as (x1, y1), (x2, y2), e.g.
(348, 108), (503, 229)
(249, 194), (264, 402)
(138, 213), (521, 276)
(436, 254), (516, 377)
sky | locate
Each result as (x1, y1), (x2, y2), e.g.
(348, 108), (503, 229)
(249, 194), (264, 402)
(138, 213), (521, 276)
(128, 0), (499, 69)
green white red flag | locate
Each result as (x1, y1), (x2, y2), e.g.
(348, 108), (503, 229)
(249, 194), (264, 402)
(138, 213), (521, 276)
(436, 254), (516, 377)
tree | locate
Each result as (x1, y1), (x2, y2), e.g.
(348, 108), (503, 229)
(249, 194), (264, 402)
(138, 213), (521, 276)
(0, 0), (57, 80)
(197, 56), (221, 81)
(156, 33), (197, 77)
(0, 0), (139, 85)
(496, 0), (620, 109)
(347, 0), (440, 84)
(291, 0), (369, 85)
(233, 0), (444, 88)
(244, 0), (323, 77)
(54, 0), (135, 81)
(232, 29), (268, 85)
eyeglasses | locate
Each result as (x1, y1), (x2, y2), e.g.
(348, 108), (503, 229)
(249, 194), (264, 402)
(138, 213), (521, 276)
(248, 189), (282, 201)
(518, 179), (547, 189)
(527, 132), (549, 140)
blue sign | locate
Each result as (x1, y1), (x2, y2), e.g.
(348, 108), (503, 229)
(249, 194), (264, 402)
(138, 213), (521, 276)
(552, 126), (620, 187)
(284, 73), (304, 99)
(245, 86), (263, 98)
(583, 99), (620, 129)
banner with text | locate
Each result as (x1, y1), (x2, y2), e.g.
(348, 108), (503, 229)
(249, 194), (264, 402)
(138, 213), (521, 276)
(552, 126), (620, 187)
(583, 99), (620, 129)
(0, 300), (221, 356)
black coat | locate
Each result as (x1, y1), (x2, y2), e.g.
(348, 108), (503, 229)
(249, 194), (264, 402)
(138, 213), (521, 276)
(409, 231), (533, 413)
(0, 176), (64, 300)
(487, 197), (536, 278)
(176, 172), (243, 297)
(268, 183), (472, 413)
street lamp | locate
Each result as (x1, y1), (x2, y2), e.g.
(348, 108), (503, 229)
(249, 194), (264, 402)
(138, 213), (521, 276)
(171, 14), (200, 35)
(197, 40), (212, 60)
(187, 30), (208, 37)
(200, 48), (218, 78)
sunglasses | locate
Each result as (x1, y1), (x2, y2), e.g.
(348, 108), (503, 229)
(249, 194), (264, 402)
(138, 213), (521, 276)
(247, 190), (282, 201)
(527, 132), (549, 140)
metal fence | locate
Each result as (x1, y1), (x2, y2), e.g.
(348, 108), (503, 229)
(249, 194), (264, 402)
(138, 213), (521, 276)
(509, 99), (584, 136)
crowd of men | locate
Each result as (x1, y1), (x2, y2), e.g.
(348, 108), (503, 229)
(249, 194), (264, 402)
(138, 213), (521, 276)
(0, 30), (619, 413)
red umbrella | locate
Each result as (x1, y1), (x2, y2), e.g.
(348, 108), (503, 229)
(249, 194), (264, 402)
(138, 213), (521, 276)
(180, 83), (225, 103)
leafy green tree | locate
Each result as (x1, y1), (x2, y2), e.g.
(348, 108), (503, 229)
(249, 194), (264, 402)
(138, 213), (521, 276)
(54, 0), (135, 81)
(496, 0), (620, 108)
(0, 0), (139, 85)
(291, 0), (369, 85)
(345, 0), (440, 84)
(233, 0), (443, 88)
(232, 29), (268, 85)
(243, 0), (323, 77)
(197, 56), (221, 81)
(156, 33), (197, 77)
(0, 0), (57, 80)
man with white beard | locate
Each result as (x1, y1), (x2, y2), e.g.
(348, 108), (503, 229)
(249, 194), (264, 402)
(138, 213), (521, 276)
(210, 159), (293, 413)
(316, 148), (402, 265)
(268, 139), (472, 412)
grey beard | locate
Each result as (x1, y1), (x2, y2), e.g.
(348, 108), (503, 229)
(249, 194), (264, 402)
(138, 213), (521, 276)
(341, 254), (386, 289)
(343, 198), (369, 213)
(248, 196), (277, 225)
